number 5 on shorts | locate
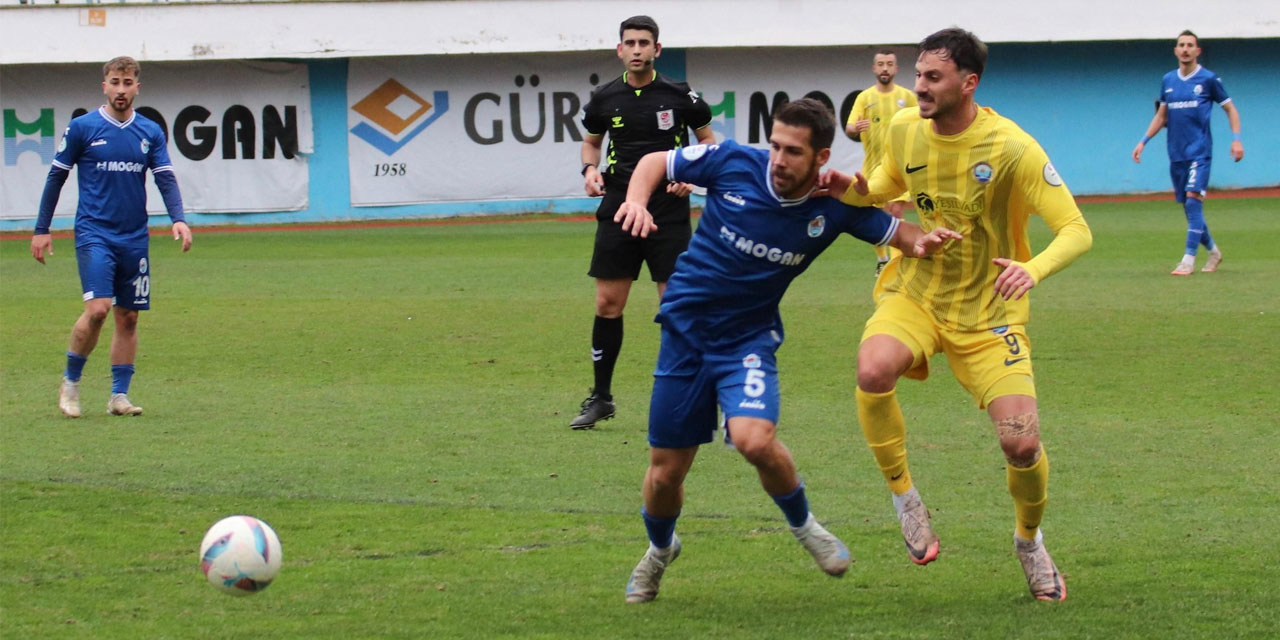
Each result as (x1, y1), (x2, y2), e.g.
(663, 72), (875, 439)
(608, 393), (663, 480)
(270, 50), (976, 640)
(744, 369), (766, 398)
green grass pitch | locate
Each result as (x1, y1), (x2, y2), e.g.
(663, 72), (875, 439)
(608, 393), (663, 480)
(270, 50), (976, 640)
(1, 197), (1277, 638)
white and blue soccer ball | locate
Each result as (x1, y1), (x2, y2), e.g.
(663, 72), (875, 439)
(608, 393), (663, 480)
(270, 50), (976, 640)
(199, 515), (283, 596)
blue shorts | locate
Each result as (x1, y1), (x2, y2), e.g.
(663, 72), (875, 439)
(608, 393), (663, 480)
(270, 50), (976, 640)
(1170, 159), (1210, 203)
(76, 242), (151, 310)
(648, 327), (782, 449)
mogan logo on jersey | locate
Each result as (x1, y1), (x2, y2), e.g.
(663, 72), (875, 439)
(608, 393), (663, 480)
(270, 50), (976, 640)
(350, 78), (450, 156)
(719, 225), (806, 266)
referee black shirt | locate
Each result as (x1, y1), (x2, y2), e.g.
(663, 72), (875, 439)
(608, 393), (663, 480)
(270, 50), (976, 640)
(582, 71), (714, 194)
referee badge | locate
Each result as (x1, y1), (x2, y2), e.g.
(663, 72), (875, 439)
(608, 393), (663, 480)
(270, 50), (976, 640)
(656, 109), (674, 131)
(807, 215), (826, 238)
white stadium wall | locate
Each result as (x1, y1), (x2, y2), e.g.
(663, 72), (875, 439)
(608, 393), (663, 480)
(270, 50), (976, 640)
(1, 0), (1277, 228)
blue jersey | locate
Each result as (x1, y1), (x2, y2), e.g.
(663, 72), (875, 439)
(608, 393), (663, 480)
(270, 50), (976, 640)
(658, 139), (899, 350)
(50, 107), (176, 247)
(1160, 65), (1231, 162)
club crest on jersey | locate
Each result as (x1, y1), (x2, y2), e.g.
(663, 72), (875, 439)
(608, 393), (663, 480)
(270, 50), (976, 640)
(1193, 84), (1203, 95)
(742, 353), (762, 369)
(972, 161), (993, 184)
(1042, 162), (1063, 187)
(897, 98), (907, 107)
(140, 139), (150, 154)
(807, 215), (826, 238)
(139, 257), (148, 274)
(656, 109), (675, 131)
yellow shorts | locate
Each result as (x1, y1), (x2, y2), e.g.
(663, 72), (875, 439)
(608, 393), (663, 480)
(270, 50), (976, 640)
(861, 294), (1036, 408)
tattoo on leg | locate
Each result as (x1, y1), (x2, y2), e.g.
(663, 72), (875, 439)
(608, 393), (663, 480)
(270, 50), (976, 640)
(995, 412), (1041, 467)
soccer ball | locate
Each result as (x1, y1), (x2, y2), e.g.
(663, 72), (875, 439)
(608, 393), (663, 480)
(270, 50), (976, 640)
(198, 515), (283, 596)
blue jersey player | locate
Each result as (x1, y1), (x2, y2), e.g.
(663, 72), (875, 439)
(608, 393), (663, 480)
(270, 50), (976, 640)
(1132, 30), (1244, 276)
(614, 99), (960, 603)
(31, 56), (193, 418)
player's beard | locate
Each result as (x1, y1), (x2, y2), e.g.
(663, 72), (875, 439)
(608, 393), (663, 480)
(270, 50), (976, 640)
(771, 162), (819, 199)
(877, 73), (893, 86)
(110, 94), (134, 114)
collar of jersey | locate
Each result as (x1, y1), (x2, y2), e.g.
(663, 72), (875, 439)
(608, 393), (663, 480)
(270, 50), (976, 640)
(763, 165), (814, 207)
(623, 70), (658, 90)
(98, 105), (135, 129)
(1177, 64), (1202, 82)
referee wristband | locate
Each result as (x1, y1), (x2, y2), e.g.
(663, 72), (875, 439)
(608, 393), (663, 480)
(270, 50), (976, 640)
(1232, 132), (1242, 142)
(1140, 135), (1151, 145)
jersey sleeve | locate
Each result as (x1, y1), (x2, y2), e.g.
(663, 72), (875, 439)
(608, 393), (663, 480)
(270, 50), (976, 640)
(580, 90), (608, 136)
(1209, 74), (1231, 104)
(680, 87), (713, 131)
(666, 139), (734, 189)
(51, 120), (84, 171)
(1012, 142), (1092, 283)
(841, 204), (900, 246)
(839, 116), (907, 207)
(147, 127), (174, 172)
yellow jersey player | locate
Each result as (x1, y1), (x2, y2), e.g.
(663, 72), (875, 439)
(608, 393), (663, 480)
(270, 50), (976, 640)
(827, 28), (1091, 602)
(846, 50), (918, 276)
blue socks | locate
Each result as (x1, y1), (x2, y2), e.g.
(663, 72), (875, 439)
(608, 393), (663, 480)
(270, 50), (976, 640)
(641, 508), (679, 550)
(111, 364), (134, 394)
(772, 482), (810, 528)
(1183, 198), (1214, 255)
(65, 351), (87, 382)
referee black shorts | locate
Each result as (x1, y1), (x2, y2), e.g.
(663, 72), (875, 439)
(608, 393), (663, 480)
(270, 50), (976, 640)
(588, 185), (692, 283)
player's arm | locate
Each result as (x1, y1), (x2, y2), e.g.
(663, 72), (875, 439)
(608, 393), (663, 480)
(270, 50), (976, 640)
(666, 124), (717, 197)
(31, 122), (83, 264)
(1221, 101), (1244, 162)
(148, 130), (192, 252)
(844, 91), (868, 141)
(614, 151), (667, 238)
(993, 149), (1092, 300)
(1132, 102), (1167, 163)
(581, 133), (606, 196)
(834, 161), (905, 207)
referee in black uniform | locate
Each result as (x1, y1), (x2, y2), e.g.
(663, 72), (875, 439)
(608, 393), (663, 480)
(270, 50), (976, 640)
(569, 15), (715, 429)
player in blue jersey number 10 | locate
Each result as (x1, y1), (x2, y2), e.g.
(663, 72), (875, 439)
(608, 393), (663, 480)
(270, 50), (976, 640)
(31, 56), (192, 418)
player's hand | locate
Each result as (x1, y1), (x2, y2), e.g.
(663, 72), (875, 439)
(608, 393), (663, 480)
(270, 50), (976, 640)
(172, 221), (193, 252)
(992, 257), (1035, 300)
(851, 171), (870, 197)
(886, 200), (908, 219)
(1131, 142), (1144, 163)
(31, 233), (52, 264)
(583, 167), (605, 197)
(853, 119), (871, 134)
(1230, 140), (1244, 162)
(666, 182), (695, 198)
(614, 201), (657, 238)
(913, 227), (961, 257)
(815, 170), (852, 198)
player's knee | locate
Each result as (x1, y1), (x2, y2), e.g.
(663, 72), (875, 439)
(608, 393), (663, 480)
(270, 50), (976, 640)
(647, 463), (687, 493)
(857, 360), (899, 393)
(1001, 438), (1041, 468)
(115, 310), (139, 332)
(731, 424), (778, 466)
(83, 304), (111, 325)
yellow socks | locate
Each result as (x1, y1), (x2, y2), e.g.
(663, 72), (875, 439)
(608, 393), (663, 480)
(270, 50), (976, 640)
(856, 387), (912, 494)
(1007, 447), (1049, 540)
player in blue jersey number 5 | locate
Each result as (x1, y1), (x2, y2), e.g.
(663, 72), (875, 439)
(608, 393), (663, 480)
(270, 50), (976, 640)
(31, 56), (193, 418)
(614, 98), (959, 603)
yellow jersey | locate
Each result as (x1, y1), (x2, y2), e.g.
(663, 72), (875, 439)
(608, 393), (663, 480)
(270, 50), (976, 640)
(842, 105), (1092, 331)
(847, 84), (918, 176)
